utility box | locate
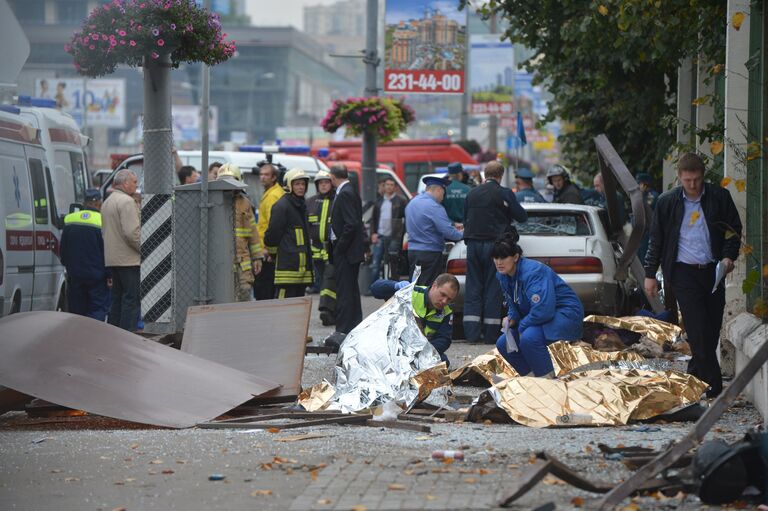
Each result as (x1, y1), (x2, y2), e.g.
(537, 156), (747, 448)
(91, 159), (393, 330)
(173, 179), (250, 332)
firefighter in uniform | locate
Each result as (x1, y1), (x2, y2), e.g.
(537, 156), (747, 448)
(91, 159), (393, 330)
(306, 170), (336, 324)
(60, 188), (111, 320)
(370, 273), (459, 366)
(265, 168), (314, 298)
(217, 164), (263, 301)
(255, 163), (285, 300)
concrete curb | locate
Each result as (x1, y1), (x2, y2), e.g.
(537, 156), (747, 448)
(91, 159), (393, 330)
(726, 312), (767, 424)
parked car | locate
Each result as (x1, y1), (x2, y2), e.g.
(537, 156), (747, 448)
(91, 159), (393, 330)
(445, 203), (634, 327)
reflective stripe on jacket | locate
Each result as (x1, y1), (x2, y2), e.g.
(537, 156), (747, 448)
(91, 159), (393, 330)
(264, 193), (314, 285)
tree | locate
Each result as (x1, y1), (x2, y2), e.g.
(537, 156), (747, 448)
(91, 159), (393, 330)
(462, 0), (726, 181)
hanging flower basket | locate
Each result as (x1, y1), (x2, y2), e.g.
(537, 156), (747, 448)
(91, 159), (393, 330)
(65, 0), (236, 78)
(320, 97), (415, 143)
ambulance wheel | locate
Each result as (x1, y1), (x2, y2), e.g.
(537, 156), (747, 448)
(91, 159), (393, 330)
(10, 293), (21, 314)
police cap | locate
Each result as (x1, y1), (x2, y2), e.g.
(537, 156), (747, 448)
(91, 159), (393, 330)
(515, 167), (535, 180)
(422, 175), (450, 189)
(85, 188), (101, 202)
(447, 162), (463, 175)
(636, 172), (653, 185)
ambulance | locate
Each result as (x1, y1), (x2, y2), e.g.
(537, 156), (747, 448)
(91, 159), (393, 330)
(0, 96), (89, 316)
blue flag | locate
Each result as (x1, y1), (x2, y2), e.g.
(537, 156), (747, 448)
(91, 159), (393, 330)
(516, 111), (527, 146)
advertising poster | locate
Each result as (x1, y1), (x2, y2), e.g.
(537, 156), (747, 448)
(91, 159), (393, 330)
(35, 78), (126, 128)
(384, 0), (466, 94)
(469, 34), (514, 116)
(172, 105), (218, 144)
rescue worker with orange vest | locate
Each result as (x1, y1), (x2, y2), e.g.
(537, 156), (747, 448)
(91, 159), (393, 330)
(217, 164), (263, 301)
(60, 189), (111, 320)
(264, 168), (314, 298)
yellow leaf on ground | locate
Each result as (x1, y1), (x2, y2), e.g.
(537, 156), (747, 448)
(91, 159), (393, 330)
(316, 498), (332, 505)
(388, 483), (406, 491)
(426, 495), (437, 501)
(721, 177), (732, 187)
(689, 210), (700, 226)
(310, 469), (319, 481)
(733, 12), (745, 30)
(598, 5), (608, 15)
(267, 427), (281, 433)
(735, 179), (747, 192)
(711, 141), (724, 155)
(464, 477), (478, 484)
(351, 506), (367, 511)
(572, 496), (585, 507)
(251, 489), (273, 497)
(274, 433), (326, 443)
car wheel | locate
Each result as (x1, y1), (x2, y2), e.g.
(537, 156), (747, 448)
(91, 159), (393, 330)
(9, 293), (21, 314)
(452, 311), (465, 340)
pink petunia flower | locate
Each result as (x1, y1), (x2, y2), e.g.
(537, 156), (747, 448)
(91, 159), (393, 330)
(129, 40), (136, 46)
(151, 51), (159, 59)
(89, 44), (95, 50)
(119, 30), (126, 36)
(157, 39), (164, 46)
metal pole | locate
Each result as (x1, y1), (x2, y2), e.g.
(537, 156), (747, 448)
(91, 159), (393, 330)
(143, 54), (174, 195)
(197, 58), (211, 304)
(361, 0), (379, 206)
(488, 12), (498, 154)
(460, 8), (470, 140)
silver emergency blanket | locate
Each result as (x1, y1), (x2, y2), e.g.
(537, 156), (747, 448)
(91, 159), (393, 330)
(325, 283), (447, 413)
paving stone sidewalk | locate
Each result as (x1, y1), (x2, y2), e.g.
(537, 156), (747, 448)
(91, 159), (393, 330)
(290, 455), (510, 510)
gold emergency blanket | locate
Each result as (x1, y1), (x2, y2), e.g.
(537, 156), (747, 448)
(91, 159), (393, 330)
(449, 349), (519, 385)
(449, 343), (643, 385)
(584, 315), (682, 345)
(484, 369), (707, 428)
(297, 380), (336, 412)
(411, 363), (451, 403)
(548, 341), (644, 376)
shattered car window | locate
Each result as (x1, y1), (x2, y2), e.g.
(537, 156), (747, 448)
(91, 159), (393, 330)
(517, 212), (592, 236)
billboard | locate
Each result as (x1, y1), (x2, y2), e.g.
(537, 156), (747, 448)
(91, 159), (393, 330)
(469, 35), (514, 116)
(384, 0), (466, 94)
(172, 105), (218, 144)
(35, 78), (126, 128)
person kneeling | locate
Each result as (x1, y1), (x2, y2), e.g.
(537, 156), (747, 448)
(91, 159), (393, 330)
(492, 230), (584, 377)
(370, 273), (458, 367)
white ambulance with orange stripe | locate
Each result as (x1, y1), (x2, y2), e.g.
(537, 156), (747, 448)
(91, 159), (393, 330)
(0, 97), (89, 316)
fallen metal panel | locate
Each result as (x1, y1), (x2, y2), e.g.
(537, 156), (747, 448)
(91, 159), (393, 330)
(181, 297), (311, 399)
(0, 312), (279, 428)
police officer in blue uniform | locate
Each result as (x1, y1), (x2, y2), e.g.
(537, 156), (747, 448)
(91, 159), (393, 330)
(404, 175), (463, 287)
(463, 160), (527, 343)
(514, 167), (546, 203)
(492, 229), (584, 377)
(370, 273), (459, 366)
(60, 189), (111, 321)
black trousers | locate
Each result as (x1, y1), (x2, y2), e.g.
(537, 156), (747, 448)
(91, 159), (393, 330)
(333, 253), (362, 334)
(407, 250), (444, 287)
(254, 259), (275, 300)
(274, 284), (306, 299)
(671, 262), (726, 397)
(108, 266), (140, 332)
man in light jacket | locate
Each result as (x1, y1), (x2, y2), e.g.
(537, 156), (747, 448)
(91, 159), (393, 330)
(102, 170), (141, 331)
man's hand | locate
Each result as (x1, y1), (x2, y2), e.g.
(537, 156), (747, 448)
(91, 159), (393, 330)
(252, 259), (263, 276)
(106, 278), (113, 289)
(371, 233), (379, 245)
(721, 257), (735, 275)
(454, 222), (464, 231)
(644, 277), (658, 297)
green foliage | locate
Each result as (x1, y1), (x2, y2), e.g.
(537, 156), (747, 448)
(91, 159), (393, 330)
(743, 268), (761, 295)
(462, 0), (727, 180)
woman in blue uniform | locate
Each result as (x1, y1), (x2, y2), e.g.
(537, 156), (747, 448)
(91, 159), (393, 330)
(492, 229), (584, 377)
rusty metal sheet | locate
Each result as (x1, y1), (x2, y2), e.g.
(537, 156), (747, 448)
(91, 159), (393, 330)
(181, 297), (311, 399)
(0, 312), (279, 428)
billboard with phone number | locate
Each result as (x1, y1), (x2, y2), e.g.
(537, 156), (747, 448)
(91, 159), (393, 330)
(384, 0), (466, 94)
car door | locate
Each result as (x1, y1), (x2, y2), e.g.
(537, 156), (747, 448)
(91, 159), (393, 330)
(26, 153), (57, 310)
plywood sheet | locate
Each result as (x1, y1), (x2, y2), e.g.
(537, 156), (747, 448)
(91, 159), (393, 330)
(181, 297), (311, 399)
(0, 312), (279, 428)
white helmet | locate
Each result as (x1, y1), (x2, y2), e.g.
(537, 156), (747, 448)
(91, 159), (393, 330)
(283, 167), (309, 190)
(217, 163), (242, 182)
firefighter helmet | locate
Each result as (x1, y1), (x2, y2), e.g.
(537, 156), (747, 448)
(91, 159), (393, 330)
(284, 167), (310, 189)
(546, 164), (571, 183)
(217, 163), (242, 182)
(314, 170), (332, 182)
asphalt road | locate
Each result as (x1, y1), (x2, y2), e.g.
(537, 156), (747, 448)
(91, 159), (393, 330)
(0, 295), (764, 511)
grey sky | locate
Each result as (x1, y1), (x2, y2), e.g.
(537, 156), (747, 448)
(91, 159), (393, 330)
(245, 0), (344, 30)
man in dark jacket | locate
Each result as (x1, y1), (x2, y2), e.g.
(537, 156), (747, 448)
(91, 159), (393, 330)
(463, 161), (527, 343)
(324, 165), (365, 349)
(264, 168), (314, 299)
(547, 164), (583, 204)
(369, 175), (407, 284)
(644, 153), (742, 398)
(60, 189), (111, 321)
